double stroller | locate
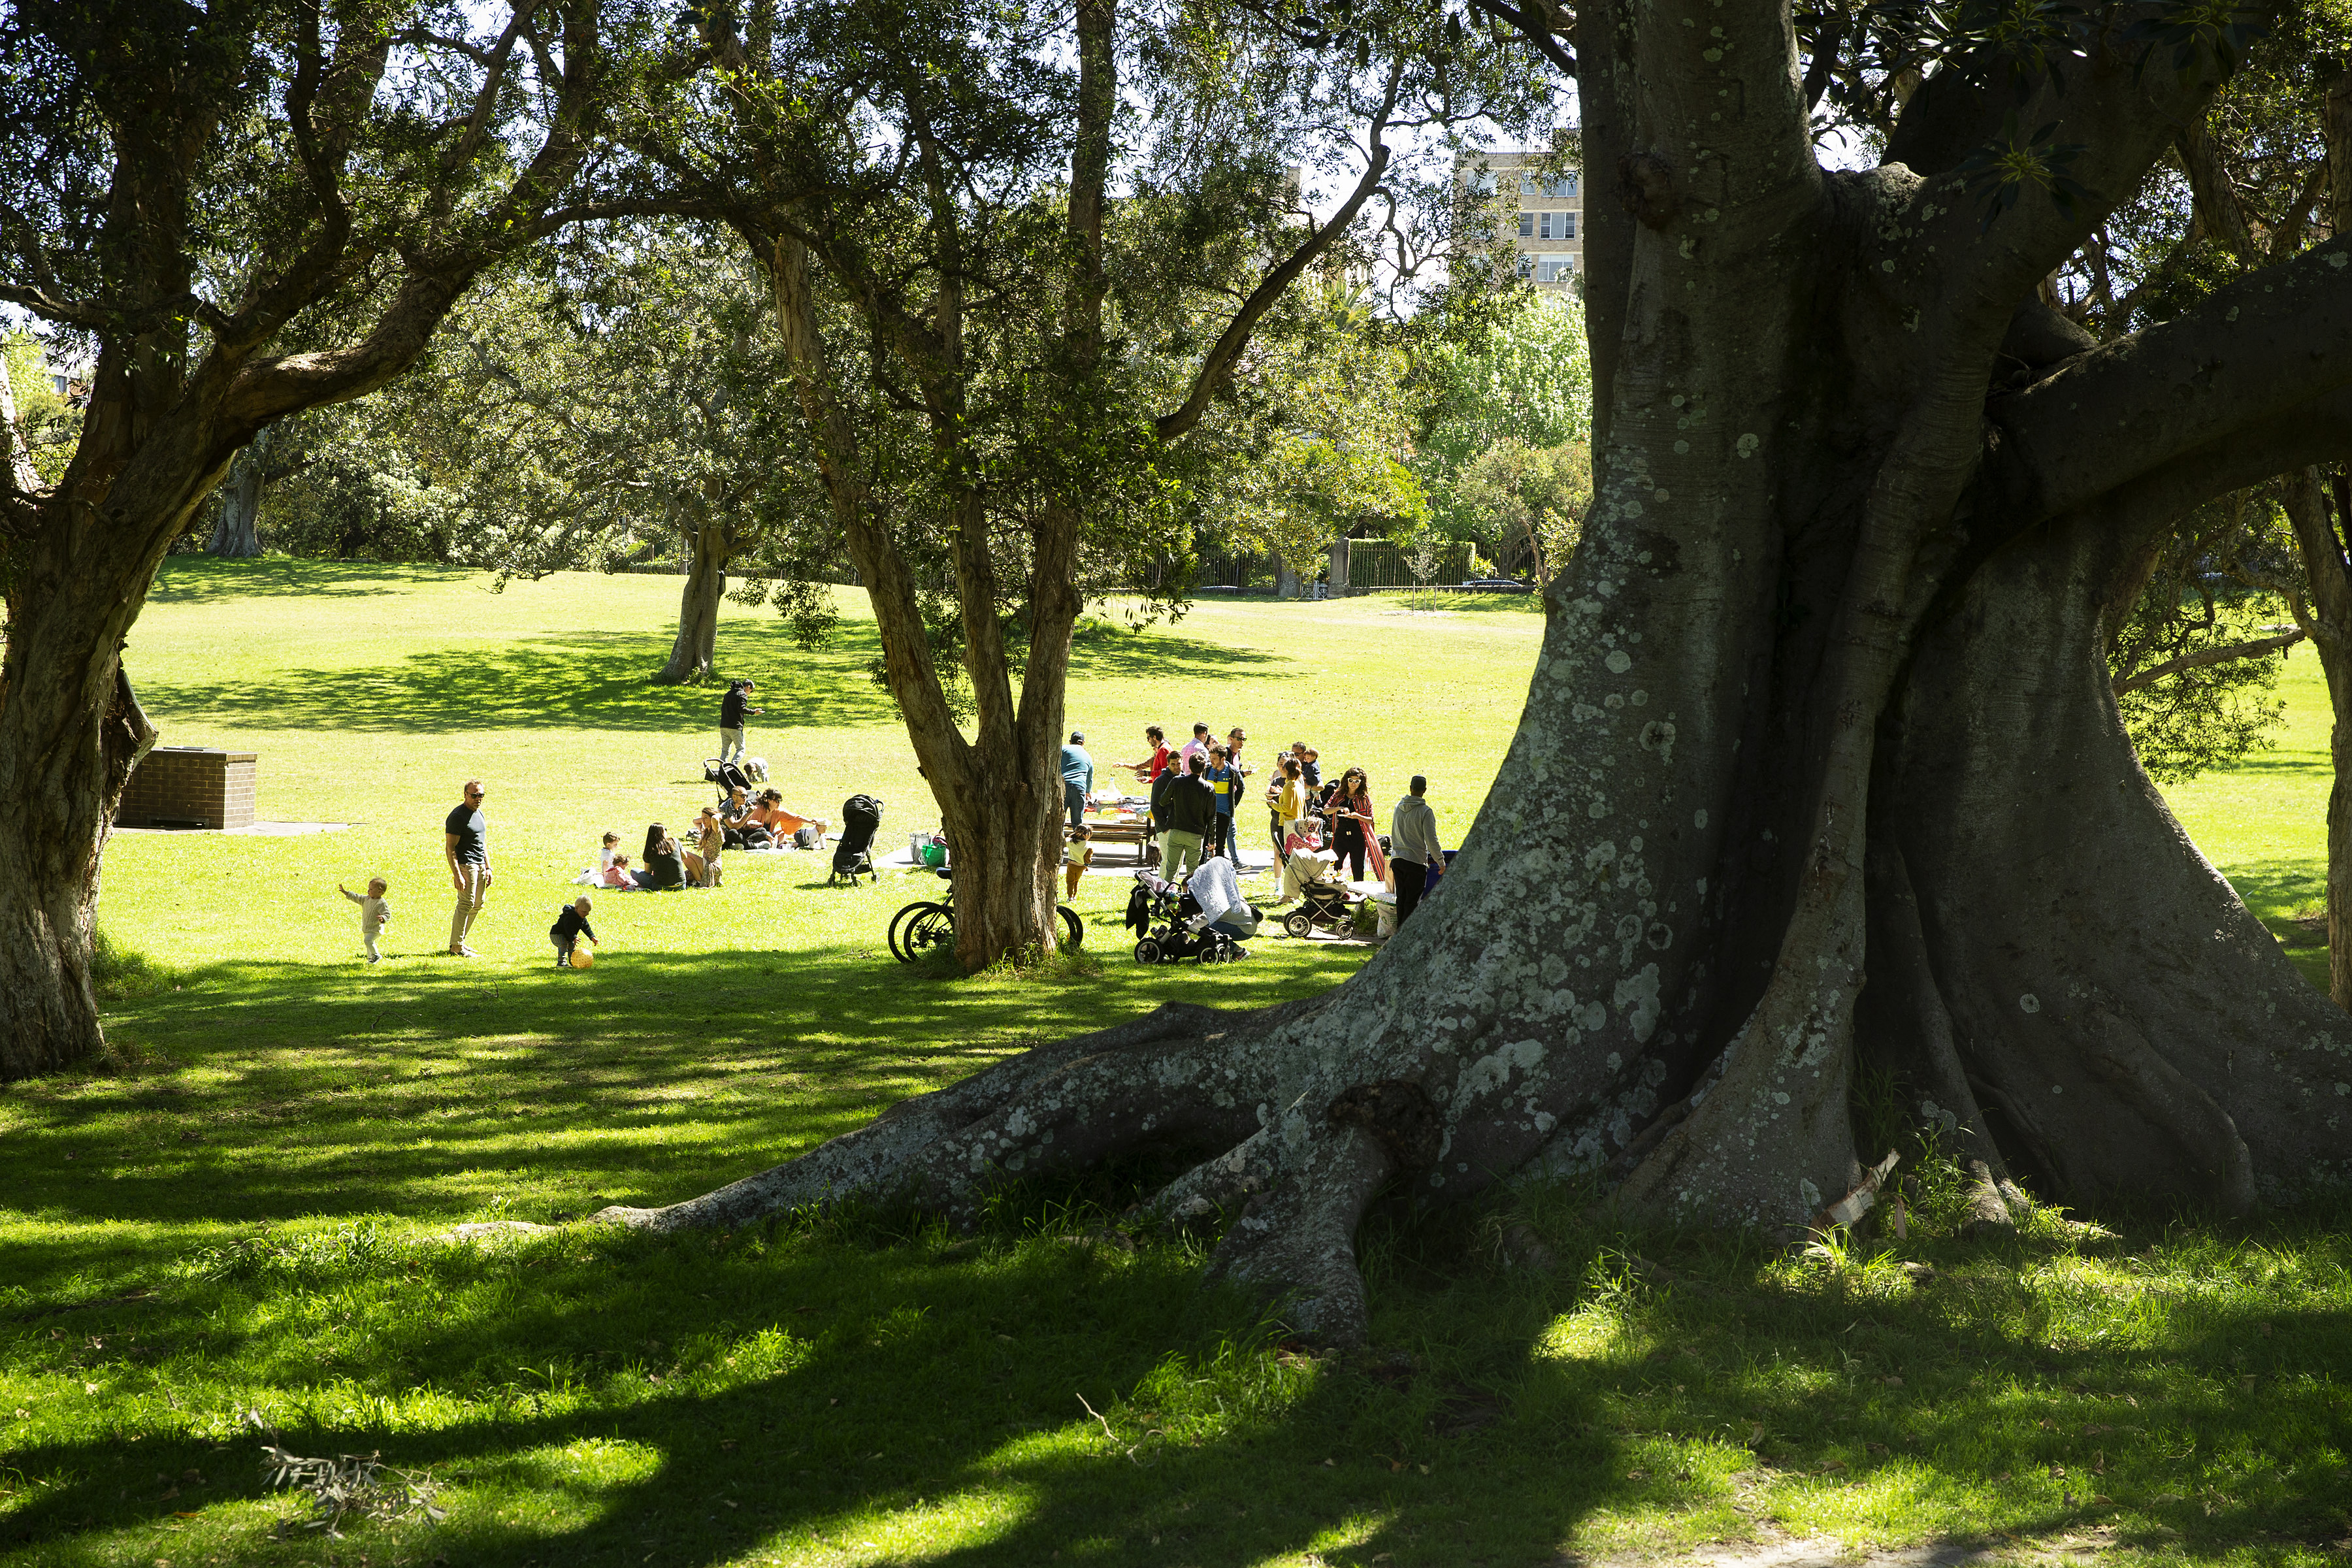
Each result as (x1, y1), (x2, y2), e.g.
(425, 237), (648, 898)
(830, 794), (885, 885)
(1123, 870), (1246, 965)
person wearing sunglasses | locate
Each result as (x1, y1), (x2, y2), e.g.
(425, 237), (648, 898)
(444, 779), (493, 956)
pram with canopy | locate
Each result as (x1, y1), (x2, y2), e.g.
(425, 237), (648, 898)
(830, 794), (885, 885)
(1123, 869), (1245, 964)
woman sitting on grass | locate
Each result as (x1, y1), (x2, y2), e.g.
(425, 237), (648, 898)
(749, 789), (830, 847)
(688, 806), (725, 887)
(638, 825), (689, 890)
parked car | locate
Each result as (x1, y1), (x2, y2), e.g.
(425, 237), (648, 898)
(1458, 576), (1535, 595)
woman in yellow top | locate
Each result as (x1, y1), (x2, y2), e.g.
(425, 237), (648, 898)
(1271, 756), (1306, 863)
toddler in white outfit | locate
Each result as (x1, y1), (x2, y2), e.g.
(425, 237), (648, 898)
(340, 878), (392, 962)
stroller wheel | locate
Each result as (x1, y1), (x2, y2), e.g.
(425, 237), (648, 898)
(1281, 910), (1313, 939)
(1133, 938), (1163, 966)
(1056, 905), (1083, 950)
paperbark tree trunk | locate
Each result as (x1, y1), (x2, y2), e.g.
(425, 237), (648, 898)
(2278, 472), (2352, 1007)
(652, 513), (731, 685)
(0, 0), (604, 1078)
(206, 431), (267, 558)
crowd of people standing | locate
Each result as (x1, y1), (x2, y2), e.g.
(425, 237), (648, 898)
(1059, 721), (1450, 926)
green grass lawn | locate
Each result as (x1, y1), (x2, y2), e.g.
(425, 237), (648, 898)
(2162, 639), (2334, 987)
(3, 561), (2349, 1568)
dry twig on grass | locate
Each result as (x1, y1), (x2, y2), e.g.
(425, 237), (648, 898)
(249, 1411), (446, 1537)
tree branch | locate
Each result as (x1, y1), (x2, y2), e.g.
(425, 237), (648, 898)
(1154, 57), (1403, 442)
(1989, 237), (2352, 527)
(2113, 630), (2305, 694)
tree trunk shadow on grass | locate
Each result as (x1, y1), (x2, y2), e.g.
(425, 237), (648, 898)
(5, 1206), (2349, 1565)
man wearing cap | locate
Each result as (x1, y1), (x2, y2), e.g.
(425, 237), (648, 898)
(1060, 730), (1094, 832)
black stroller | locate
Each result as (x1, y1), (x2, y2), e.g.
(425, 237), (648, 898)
(1123, 870), (1245, 964)
(830, 794), (884, 885)
(704, 758), (752, 801)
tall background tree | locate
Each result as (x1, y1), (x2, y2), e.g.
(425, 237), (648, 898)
(598, 0), (2352, 1348)
(0, 0), (638, 1078)
(640, 0), (1541, 968)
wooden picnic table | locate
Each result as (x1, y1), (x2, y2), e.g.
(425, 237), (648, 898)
(1084, 815), (1153, 866)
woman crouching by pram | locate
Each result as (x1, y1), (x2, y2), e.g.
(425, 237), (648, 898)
(1184, 856), (1260, 956)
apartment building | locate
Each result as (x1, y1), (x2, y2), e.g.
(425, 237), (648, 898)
(1457, 147), (1583, 291)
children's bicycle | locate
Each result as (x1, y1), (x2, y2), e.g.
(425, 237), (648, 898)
(889, 866), (1084, 962)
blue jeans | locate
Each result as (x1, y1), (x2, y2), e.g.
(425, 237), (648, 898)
(1064, 781), (1086, 831)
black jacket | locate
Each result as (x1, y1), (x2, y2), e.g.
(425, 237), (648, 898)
(1162, 774), (1217, 836)
(1149, 767), (1177, 827)
(720, 685), (750, 728)
(550, 906), (597, 942)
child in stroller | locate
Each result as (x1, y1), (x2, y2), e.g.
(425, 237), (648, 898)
(1123, 865), (1253, 964)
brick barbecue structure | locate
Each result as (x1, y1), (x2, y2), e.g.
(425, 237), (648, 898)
(115, 747), (257, 830)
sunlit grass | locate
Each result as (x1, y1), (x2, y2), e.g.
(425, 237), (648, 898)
(4, 561), (2349, 1566)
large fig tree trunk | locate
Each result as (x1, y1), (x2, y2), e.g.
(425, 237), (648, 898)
(601, 4), (2352, 1326)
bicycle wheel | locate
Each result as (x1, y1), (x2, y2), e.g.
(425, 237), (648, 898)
(1056, 905), (1083, 950)
(900, 902), (957, 962)
(889, 900), (947, 963)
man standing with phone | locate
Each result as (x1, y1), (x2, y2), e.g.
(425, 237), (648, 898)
(445, 779), (493, 957)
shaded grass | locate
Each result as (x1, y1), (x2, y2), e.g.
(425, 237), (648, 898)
(7, 559), (2352, 1565)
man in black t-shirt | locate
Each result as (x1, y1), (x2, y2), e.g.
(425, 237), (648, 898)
(718, 679), (761, 766)
(444, 779), (493, 956)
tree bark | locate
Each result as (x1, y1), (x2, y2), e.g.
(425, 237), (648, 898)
(595, 4), (2352, 1330)
(206, 430), (267, 558)
(0, 0), (606, 1077)
(652, 511), (731, 685)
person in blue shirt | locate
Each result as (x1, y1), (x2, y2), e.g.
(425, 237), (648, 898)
(1204, 743), (1239, 860)
(1060, 731), (1094, 832)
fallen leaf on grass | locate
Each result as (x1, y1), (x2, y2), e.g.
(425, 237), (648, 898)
(1817, 1460), (1848, 1475)
(1626, 1470), (1650, 1480)
(2082, 1424), (2112, 1436)
(1880, 1376), (1904, 1387)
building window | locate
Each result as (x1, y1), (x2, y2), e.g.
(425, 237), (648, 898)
(1516, 252), (1535, 278)
(52, 374), (69, 395)
(1520, 171), (1579, 199)
(1518, 212), (1535, 238)
(1539, 210), (1576, 240)
(1467, 169), (1497, 195)
(1536, 254), (1575, 283)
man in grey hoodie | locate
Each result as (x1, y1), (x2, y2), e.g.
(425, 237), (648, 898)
(1390, 775), (1445, 926)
